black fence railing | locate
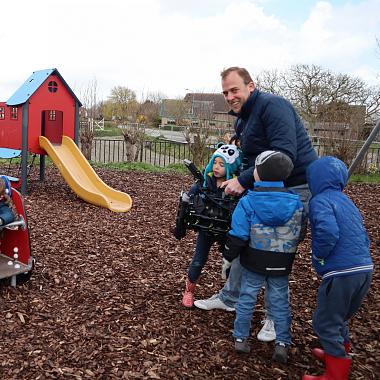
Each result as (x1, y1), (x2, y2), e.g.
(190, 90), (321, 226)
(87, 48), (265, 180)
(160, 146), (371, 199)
(91, 139), (218, 167)
(90, 138), (380, 173)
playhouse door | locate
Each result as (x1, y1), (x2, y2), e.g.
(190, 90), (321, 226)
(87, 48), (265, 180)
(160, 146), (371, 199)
(42, 110), (63, 144)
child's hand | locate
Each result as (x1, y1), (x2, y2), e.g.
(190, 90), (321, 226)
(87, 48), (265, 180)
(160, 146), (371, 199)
(221, 258), (232, 280)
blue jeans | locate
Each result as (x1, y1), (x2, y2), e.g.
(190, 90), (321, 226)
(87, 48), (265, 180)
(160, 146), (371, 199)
(233, 268), (291, 345)
(0, 204), (15, 225)
(220, 184), (311, 308)
(313, 272), (372, 357)
(187, 231), (221, 283)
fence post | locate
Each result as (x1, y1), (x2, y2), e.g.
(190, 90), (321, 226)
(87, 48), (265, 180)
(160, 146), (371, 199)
(140, 140), (144, 162)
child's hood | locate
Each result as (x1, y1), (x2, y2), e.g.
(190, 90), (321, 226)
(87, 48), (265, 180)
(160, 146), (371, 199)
(244, 189), (301, 226)
(306, 156), (348, 196)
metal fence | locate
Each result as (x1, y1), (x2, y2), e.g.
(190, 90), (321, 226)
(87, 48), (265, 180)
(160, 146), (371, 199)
(91, 138), (216, 167)
(91, 138), (380, 173)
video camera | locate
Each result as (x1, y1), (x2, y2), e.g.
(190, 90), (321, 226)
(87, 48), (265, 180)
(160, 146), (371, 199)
(173, 159), (238, 240)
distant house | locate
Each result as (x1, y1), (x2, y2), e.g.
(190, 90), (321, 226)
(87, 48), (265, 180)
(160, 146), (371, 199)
(306, 102), (367, 138)
(160, 93), (235, 130)
(160, 99), (190, 126)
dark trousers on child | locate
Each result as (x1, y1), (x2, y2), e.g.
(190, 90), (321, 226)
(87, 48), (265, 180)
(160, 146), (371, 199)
(187, 230), (223, 283)
(313, 272), (372, 357)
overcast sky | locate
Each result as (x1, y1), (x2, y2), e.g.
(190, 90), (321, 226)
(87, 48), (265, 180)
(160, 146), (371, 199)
(0, 0), (379, 102)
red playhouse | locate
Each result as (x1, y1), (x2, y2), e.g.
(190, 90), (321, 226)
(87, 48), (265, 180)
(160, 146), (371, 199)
(0, 68), (132, 212)
(0, 68), (81, 193)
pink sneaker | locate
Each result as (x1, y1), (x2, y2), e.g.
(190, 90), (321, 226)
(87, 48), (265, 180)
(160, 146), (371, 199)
(182, 279), (196, 308)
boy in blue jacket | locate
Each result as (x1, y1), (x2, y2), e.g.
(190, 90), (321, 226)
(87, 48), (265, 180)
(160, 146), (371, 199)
(303, 156), (373, 380)
(222, 150), (305, 364)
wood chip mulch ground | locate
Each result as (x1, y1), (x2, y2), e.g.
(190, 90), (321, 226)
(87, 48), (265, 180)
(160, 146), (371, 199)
(0, 165), (378, 379)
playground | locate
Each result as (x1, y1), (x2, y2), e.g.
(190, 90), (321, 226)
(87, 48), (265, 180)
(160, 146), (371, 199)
(0, 164), (378, 379)
(0, 68), (378, 378)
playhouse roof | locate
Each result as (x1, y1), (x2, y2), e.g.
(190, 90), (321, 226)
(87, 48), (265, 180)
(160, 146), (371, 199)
(6, 68), (82, 107)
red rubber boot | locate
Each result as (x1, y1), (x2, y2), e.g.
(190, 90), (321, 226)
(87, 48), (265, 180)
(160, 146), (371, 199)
(312, 342), (351, 363)
(303, 353), (351, 380)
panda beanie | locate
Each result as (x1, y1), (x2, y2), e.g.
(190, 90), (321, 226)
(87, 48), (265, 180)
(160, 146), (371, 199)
(203, 144), (242, 183)
(255, 150), (293, 182)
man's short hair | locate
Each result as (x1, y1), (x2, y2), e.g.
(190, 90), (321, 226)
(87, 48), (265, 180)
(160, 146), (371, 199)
(220, 67), (253, 85)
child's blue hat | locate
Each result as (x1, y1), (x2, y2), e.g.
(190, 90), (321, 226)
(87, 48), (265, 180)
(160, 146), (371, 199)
(203, 143), (242, 184)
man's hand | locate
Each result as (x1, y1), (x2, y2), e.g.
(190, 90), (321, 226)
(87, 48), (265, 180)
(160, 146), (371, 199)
(221, 258), (232, 280)
(221, 178), (245, 196)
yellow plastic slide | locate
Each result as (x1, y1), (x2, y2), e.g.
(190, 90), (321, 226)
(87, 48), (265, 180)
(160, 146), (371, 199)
(39, 136), (132, 212)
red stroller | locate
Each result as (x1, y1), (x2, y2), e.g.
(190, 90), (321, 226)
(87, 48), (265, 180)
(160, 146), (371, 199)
(0, 176), (33, 287)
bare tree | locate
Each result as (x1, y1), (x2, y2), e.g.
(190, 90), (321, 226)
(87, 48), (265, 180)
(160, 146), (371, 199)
(123, 123), (145, 162)
(283, 65), (336, 133)
(160, 95), (216, 166)
(139, 91), (166, 127)
(108, 86), (137, 119)
(363, 85), (380, 123)
(255, 64), (380, 165)
(106, 86), (146, 162)
(317, 102), (363, 165)
(256, 64), (380, 133)
(79, 78), (98, 160)
(254, 69), (283, 95)
(257, 65), (332, 133)
(183, 96), (215, 166)
(163, 98), (190, 125)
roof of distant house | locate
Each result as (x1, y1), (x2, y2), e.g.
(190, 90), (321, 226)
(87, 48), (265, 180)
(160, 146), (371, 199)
(183, 93), (229, 113)
(160, 99), (191, 118)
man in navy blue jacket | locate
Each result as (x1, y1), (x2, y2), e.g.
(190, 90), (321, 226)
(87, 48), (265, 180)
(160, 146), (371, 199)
(194, 67), (318, 342)
(221, 66), (317, 194)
